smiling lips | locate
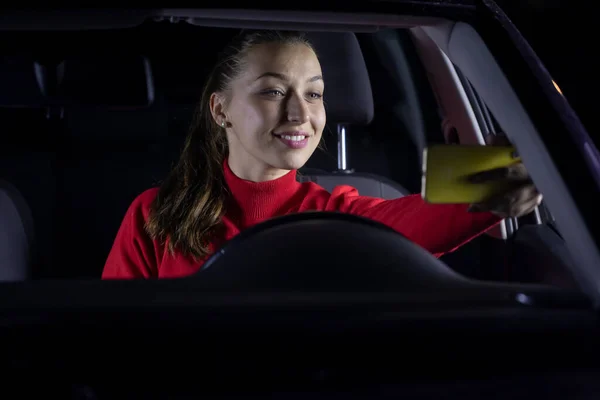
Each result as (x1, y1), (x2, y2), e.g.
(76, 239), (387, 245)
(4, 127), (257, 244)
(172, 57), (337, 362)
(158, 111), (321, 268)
(273, 131), (310, 149)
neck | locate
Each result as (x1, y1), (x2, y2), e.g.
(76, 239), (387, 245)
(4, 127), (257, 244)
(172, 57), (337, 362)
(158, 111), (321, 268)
(227, 159), (291, 182)
(223, 158), (301, 227)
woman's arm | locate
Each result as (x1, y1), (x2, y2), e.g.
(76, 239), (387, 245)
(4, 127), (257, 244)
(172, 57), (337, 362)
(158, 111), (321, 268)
(321, 133), (540, 257)
(323, 187), (501, 257)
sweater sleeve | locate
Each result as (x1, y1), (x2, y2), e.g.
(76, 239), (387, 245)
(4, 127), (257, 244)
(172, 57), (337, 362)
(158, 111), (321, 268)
(322, 185), (502, 257)
(102, 189), (160, 279)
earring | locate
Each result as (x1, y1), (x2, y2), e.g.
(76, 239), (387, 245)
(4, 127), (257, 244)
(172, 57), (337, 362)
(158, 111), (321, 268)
(221, 121), (226, 128)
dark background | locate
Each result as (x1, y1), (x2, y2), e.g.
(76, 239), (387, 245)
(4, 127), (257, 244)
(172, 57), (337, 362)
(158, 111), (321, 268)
(495, 0), (595, 138)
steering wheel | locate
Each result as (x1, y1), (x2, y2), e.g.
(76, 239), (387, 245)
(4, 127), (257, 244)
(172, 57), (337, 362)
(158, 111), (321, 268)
(196, 212), (474, 292)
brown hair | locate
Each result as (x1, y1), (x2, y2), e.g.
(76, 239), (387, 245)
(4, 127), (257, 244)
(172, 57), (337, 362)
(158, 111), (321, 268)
(145, 30), (314, 259)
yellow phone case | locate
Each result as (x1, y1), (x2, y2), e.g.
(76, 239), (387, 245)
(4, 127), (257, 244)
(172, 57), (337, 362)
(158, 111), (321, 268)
(421, 144), (520, 204)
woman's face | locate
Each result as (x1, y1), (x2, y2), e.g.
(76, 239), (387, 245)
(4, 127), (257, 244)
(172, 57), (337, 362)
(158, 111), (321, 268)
(211, 42), (326, 182)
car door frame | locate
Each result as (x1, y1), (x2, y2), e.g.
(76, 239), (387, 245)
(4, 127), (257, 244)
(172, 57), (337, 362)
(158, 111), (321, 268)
(413, 14), (600, 304)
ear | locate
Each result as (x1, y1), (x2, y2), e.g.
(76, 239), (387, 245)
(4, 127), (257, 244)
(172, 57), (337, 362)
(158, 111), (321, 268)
(209, 92), (227, 125)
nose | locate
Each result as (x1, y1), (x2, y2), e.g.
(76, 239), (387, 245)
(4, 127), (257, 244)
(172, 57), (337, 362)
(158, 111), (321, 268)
(285, 92), (309, 123)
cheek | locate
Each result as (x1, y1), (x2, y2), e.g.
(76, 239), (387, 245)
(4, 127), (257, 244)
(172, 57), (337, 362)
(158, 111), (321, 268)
(235, 99), (280, 135)
(312, 105), (326, 135)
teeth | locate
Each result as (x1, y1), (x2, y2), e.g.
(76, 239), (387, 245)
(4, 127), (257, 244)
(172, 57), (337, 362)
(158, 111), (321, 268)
(281, 135), (306, 141)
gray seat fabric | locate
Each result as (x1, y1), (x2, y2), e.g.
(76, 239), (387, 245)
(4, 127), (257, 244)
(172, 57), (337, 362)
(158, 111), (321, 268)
(0, 56), (50, 280)
(305, 32), (374, 126)
(55, 55), (166, 279)
(0, 180), (34, 281)
(298, 171), (410, 199)
(301, 32), (411, 198)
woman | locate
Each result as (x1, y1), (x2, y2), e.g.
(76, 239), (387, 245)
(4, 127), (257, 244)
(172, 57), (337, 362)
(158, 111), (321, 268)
(102, 30), (541, 279)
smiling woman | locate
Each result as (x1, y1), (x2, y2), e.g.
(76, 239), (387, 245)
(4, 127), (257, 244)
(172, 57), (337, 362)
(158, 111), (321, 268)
(101, 29), (537, 280)
(211, 39), (326, 181)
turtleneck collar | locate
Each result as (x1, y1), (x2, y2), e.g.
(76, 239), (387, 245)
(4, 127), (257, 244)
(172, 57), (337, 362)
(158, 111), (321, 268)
(223, 158), (301, 226)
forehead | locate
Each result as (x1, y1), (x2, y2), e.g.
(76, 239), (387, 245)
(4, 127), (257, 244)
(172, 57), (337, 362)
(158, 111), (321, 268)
(242, 42), (323, 80)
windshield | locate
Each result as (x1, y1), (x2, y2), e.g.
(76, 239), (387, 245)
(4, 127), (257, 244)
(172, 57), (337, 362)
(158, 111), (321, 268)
(0, 18), (582, 293)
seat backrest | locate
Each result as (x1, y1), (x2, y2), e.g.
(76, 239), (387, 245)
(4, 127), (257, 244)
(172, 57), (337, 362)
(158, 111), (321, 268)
(301, 32), (410, 198)
(0, 56), (57, 280)
(54, 54), (172, 279)
(298, 170), (410, 199)
(46, 28), (230, 278)
(0, 180), (34, 281)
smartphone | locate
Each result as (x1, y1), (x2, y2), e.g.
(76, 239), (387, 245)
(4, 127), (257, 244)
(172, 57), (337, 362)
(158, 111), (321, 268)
(421, 144), (520, 204)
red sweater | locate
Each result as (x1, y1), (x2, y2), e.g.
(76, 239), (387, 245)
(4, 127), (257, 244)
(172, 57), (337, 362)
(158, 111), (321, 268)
(102, 161), (500, 279)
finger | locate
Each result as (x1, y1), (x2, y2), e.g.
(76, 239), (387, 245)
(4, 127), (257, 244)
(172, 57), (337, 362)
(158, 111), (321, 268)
(497, 184), (539, 213)
(489, 190), (537, 218)
(492, 193), (543, 218)
(484, 134), (519, 158)
(469, 183), (538, 215)
(468, 167), (509, 183)
(468, 163), (529, 183)
(489, 186), (540, 217)
(520, 193), (544, 215)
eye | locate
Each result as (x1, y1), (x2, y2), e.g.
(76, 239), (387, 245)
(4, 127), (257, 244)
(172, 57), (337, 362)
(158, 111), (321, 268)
(308, 92), (323, 100)
(262, 89), (285, 97)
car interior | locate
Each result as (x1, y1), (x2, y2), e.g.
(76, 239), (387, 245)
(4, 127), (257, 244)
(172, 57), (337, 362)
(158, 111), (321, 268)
(1, 5), (599, 398)
(0, 18), (578, 286)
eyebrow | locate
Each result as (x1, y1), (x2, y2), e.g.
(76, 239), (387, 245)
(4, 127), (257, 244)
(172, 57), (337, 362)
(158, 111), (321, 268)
(254, 72), (323, 83)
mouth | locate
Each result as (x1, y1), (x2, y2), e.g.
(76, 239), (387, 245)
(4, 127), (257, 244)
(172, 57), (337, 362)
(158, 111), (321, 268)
(273, 131), (311, 149)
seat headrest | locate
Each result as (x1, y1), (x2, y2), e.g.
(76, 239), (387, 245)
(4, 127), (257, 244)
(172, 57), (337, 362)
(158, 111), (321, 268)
(0, 56), (48, 108)
(64, 100), (169, 142)
(57, 53), (155, 109)
(306, 32), (374, 126)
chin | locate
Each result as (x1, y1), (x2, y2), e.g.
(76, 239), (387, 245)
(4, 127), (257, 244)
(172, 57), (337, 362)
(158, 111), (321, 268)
(272, 153), (311, 171)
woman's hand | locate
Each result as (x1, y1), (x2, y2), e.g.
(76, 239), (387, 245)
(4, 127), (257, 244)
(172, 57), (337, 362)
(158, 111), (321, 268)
(467, 135), (543, 218)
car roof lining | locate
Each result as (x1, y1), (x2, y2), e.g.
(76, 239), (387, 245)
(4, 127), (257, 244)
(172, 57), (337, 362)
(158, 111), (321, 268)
(0, 9), (448, 31)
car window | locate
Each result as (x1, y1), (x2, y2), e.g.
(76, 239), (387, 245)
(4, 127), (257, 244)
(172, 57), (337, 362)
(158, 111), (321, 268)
(446, 65), (577, 288)
(0, 21), (582, 291)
